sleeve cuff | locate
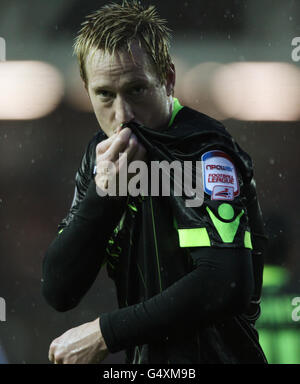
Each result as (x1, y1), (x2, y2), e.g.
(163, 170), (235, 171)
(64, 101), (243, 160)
(100, 312), (121, 353)
(75, 180), (127, 222)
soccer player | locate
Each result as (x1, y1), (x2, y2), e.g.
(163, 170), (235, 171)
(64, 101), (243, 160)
(43, 1), (268, 364)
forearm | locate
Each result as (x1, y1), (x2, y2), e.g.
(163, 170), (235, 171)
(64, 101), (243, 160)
(100, 248), (254, 353)
(42, 180), (127, 311)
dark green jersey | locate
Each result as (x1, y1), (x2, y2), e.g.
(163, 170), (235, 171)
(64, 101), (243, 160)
(42, 105), (268, 364)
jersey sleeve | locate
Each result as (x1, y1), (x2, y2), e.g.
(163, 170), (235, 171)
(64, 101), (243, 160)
(57, 132), (101, 233)
(42, 131), (128, 311)
(171, 149), (253, 251)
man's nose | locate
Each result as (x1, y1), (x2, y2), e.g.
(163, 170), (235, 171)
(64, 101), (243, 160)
(115, 96), (134, 125)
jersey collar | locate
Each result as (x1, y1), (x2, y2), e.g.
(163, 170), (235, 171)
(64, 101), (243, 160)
(168, 97), (184, 128)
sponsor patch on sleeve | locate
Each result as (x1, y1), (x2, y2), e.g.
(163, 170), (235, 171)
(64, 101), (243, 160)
(201, 150), (239, 200)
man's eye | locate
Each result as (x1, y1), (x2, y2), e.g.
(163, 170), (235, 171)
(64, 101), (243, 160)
(97, 90), (113, 99)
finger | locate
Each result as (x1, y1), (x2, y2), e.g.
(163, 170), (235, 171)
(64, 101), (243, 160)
(117, 134), (139, 169)
(102, 128), (132, 162)
(96, 133), (117, 155)
(49, 352), (54, 363)
(123, 133), (139, 160)
(115, 124), (124, 134)
(54, 355), (63, 364)
(130, 141), (147, 162)
(48, 343), (55, 363)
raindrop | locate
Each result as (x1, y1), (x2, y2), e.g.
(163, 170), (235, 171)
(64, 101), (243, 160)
(269, 158), (275, 165)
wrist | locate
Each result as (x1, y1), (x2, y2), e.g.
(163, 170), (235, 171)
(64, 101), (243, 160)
(76, 179), (126, 221)
(94, 317), (108, 351)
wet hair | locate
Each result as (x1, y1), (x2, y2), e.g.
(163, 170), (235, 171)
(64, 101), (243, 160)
(73, 0), (172, 86)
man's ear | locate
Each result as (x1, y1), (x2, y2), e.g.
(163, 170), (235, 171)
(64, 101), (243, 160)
(166, 63), (176, 96)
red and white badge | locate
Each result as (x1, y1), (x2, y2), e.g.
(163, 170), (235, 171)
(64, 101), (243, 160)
(201, 150), (239, 200)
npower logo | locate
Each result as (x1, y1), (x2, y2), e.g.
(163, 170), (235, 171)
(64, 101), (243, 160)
(0, 298), (6, 322)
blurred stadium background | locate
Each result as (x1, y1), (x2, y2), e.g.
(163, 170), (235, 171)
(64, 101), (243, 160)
(0, 0), (300, 364)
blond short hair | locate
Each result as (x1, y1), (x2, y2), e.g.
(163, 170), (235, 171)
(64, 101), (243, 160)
(73, 1), (172, 86)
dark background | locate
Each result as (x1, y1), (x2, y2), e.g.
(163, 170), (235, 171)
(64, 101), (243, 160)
(0, 0), (299, 363)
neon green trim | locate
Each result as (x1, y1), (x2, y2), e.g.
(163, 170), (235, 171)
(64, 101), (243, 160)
(178, 227), (211, 247)
(58, 229), (63, 235)
(128, 203), (137, 212)
(262, 265), (289, 288)
(244, 231), (253, 249)
(206, 206), (244, 243)
(218, 203), (234, 221)
(173, 216), (178, 230)
(168, 97), (183, 127)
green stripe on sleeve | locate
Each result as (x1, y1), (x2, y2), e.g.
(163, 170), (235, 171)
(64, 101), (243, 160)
(178, 227), (211, 247)
(244, 231), (253, 249)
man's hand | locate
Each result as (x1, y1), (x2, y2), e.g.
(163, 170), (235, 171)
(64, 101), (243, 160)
(48, 318), (109, 364)
(95, 127), (147, 195)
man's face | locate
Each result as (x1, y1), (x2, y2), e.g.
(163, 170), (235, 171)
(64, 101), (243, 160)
(85, 42), (175, 137)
